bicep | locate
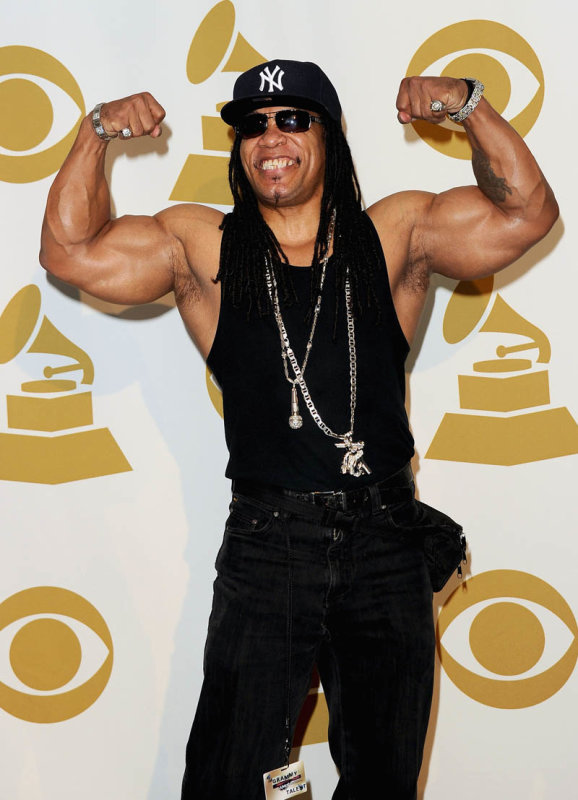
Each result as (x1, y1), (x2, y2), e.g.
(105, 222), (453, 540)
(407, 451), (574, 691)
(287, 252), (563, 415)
(421, 186), (548, 280)
(53, 213), (178, 304)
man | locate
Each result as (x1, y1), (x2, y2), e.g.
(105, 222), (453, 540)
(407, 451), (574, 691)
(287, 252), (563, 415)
(40, 60), (557, 799)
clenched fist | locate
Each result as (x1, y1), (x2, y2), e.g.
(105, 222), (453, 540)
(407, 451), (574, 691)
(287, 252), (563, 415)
(396, 77), (469, 124)
(97, 92), (166, 139)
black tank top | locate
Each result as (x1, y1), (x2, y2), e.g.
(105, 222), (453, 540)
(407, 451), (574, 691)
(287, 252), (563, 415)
(207, 213), (414, 490)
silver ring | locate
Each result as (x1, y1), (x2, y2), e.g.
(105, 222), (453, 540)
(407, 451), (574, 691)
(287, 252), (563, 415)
(120, 127), (132, 138)
(430, 100), (445, 113)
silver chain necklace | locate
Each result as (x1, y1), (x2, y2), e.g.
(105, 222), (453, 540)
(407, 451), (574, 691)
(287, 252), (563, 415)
(264, 224), (371, 478)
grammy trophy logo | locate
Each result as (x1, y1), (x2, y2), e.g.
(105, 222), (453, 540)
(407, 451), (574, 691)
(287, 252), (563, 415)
(206, 366), (223, 418)
(438, 570), (577, 708)
(406, 20), (544, 159)
(426, 276), (578, 465)
(0, 285), (131, 483)
(0, 46), (85, 183)
(292, 667), (330, 747)
(170, 0), (266, 205)
(0, 587), (113, 723)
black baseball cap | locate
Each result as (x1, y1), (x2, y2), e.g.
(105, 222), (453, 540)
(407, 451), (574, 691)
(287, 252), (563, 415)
(220, 59), (342, 125)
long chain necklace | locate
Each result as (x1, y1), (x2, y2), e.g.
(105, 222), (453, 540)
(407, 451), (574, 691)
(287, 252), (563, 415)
(265, 221), (371, 478)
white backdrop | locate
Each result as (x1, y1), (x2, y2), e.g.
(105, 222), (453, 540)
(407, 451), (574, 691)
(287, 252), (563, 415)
(0, 1), (576, 799)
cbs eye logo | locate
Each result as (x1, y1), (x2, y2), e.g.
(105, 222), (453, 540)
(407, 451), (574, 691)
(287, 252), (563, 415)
(0, 587), (113, 723)
(438, 570), (577, 708)
(0, 46), (85, 183)
(406, 20), (544, 159)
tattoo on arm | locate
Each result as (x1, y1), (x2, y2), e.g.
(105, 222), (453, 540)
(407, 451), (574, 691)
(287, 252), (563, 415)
(472, 148), (513, 204)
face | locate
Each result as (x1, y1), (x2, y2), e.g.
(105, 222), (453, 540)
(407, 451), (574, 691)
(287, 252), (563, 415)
(238, 107), (326, 209)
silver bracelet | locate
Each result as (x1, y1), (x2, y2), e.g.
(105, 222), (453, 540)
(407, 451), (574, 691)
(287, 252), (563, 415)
(91, 103), (117, 142)
(448, 79), (484, 123)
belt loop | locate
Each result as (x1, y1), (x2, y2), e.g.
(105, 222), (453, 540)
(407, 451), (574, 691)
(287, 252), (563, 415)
(368, 483), (382, 513)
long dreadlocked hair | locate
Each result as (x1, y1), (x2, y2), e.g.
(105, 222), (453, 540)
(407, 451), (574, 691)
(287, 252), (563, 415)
(215, 115), (382, 325)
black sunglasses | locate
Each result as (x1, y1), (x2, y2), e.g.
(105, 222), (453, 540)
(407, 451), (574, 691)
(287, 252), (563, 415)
(236, 109), (324, 139)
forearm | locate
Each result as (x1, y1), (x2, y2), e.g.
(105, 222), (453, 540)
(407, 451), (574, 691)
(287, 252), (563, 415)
(463, 97), (558, 227)
(40, 115), (112, 278)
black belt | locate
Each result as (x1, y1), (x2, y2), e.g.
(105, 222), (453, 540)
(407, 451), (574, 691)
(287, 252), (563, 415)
(233, 463), (414, 514)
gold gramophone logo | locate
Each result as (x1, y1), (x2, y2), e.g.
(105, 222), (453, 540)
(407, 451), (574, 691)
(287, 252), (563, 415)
(170, 0), (266, 205)
(0, 285), (131, 484)
(426, 276), (578, 465)
(293, 668), (330, 747)
(206, 366), (223, 418)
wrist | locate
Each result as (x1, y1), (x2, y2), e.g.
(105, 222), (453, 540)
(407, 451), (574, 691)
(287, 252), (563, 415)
(78, 115), (111, 154)
(90, 102), (117, 142)
(448, 79), (484, 123)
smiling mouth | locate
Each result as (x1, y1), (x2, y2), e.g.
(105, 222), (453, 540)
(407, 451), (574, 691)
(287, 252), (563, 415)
(258, 157), (297, 171)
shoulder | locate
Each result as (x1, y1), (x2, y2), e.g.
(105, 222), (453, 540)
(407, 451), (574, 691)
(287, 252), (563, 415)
(366, 190), (435, 234)
(366, 191), (435, 288)
(153, 202), (225, 279)
(154, 202), (225, 239)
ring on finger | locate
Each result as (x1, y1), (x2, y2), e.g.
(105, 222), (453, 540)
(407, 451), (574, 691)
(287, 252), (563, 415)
(120, 127), (133, 138)
(430, 100), (445, 113)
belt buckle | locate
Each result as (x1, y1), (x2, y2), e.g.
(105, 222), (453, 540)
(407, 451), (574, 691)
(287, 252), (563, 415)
(314, 489), (346, 510)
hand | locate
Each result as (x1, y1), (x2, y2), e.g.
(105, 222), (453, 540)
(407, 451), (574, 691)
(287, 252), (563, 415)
(396, 77), (469, 124)
(98, 92), (166, 138)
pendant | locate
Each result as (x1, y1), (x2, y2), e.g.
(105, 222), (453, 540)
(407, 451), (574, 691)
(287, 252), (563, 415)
(336, 434), (371, 477)
(289, 384), (303, 430)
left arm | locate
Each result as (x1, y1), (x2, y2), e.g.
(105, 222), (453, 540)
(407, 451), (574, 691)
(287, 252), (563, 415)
(387, 77), (559, 280)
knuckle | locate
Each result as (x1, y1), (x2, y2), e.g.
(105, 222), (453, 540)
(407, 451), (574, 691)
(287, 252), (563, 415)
(132, 94), (147, 111)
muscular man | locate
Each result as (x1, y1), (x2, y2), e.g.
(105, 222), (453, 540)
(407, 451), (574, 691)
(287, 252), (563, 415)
(40, 60), (557, 799)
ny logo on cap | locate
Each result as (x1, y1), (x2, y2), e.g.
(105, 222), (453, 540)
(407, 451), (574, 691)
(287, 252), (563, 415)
(259, 64), (285, 93)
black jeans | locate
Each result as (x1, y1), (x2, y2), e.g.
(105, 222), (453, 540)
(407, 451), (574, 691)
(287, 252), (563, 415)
(182, 470), (435, 800)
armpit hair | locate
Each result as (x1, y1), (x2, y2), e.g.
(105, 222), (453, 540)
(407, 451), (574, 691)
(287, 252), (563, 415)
(401, 261), (430, 293)
(172, 248), (201, 306)
(402, 235), (430, 293)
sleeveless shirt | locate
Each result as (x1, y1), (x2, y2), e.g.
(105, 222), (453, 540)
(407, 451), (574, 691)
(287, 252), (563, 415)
(207, 213), (414, 491)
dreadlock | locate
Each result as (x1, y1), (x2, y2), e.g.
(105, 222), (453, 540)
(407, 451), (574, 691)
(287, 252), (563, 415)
(215, 115), (382, 324)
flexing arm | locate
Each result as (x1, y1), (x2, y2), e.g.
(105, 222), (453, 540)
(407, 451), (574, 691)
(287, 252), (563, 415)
(40, 93), (218, 305)
(371, 77), (558, 282)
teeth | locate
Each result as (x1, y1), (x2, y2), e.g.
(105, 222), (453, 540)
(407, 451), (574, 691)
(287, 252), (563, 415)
(260, 158), (295, 170)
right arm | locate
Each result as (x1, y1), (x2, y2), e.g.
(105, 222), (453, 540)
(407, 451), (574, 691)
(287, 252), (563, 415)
(40, 93), (221, 305)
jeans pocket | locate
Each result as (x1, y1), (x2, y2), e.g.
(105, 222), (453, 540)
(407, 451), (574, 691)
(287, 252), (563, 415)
(225, 493), (276, 535)
(416, 502), (466, 592)
(387, 498), (423, 529)
(387, 500), (466, 592)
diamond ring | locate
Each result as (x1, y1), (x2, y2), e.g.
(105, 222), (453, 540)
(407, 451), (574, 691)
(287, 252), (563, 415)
(120, 127), (133, 138)
(430, 100), (445, 113)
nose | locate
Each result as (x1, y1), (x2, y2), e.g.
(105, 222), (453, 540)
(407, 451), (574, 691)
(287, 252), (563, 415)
(258, 115), (286, 145)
